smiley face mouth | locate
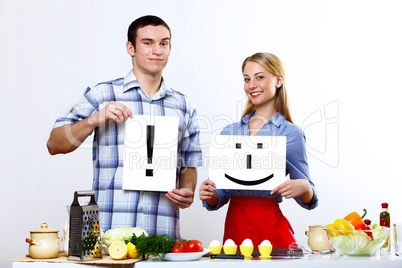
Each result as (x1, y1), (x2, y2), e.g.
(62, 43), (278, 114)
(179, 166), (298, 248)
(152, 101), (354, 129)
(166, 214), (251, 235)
(224, 173), (274, 186)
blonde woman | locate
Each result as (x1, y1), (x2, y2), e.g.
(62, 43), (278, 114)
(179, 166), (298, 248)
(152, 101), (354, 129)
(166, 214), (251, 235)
(200, 53), (318, 248)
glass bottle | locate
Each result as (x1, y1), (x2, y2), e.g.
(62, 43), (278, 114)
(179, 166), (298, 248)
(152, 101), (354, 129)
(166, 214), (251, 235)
(380, 202), (391, 252)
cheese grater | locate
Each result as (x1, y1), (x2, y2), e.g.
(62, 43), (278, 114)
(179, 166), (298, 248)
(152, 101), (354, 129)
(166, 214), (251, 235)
(67, 191), (102, 261)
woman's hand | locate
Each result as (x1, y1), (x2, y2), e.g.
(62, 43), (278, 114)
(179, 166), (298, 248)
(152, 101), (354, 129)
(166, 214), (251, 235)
(270, 179), (313, 204)
(199, 179), (219, 206)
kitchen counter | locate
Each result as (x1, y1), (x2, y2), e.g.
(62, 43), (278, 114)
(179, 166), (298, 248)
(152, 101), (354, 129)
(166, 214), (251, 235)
(12, 252), (402, 268)
(137, 253), (401, 268)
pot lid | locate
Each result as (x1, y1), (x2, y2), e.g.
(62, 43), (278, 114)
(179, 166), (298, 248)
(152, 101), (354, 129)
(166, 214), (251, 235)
(30, 223), (59, 233)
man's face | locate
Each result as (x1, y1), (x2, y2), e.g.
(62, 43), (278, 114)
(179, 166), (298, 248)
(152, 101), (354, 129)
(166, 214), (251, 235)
(128, 25), (171, 77)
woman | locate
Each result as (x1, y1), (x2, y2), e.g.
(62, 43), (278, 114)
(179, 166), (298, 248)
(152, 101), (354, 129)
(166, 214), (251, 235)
(200, 52), (318, 248)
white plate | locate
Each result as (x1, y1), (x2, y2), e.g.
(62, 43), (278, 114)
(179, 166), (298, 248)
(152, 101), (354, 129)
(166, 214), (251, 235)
(161, 248), (211, 261)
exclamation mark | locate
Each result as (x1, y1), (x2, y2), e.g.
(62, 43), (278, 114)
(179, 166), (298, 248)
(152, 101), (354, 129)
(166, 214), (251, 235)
(146, 125), (155, 177)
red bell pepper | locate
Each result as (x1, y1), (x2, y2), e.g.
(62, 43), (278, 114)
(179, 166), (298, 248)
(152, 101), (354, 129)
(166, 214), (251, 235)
(356, 219), (372, 239)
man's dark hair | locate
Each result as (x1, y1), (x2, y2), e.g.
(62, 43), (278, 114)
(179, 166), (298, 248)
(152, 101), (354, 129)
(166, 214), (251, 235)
(127, 15), (171, 49)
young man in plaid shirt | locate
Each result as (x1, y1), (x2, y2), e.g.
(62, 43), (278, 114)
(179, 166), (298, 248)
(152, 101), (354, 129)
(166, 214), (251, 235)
(47, 15), (202, 239)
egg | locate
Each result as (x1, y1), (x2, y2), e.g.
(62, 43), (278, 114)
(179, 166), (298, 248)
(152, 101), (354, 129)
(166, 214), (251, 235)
(241, 238), (253, 247)
(260, 240), (272, 247)
(209, 240), (221, 247)
(258, 239), (273, 258)
(223, 239), (237, 255)
(239, 238), (254, 258)
(224, 239), (236, 247)
(208, 240), (222, 254)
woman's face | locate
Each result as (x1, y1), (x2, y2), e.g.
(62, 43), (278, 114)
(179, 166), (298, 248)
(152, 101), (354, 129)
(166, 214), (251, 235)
(243, 61), (282, 108)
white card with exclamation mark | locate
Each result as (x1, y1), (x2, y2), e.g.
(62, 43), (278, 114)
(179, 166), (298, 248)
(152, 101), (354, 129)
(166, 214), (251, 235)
(122, 115), (179, 192)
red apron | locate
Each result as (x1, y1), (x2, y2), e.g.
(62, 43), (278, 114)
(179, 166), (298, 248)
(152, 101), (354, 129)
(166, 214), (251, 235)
(223, 196), (295, 248)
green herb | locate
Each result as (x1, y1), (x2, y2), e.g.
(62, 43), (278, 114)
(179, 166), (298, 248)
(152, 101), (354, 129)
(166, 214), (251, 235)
(125, 233), (176, 260)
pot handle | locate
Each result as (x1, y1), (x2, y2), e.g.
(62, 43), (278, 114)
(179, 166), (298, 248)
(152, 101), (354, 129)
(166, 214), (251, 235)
(57, 237), (63, 244)
(26, 238), (42, 246)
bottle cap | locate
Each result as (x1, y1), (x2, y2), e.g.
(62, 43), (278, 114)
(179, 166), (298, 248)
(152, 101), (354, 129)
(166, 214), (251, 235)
(381, 202), (388, 208)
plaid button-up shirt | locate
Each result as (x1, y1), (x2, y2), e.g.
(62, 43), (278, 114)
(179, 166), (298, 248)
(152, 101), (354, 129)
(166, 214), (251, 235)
(54, 70), (202, 239)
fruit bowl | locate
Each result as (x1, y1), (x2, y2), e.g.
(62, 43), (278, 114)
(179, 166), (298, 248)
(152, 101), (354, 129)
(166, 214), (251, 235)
(324, 228), (389, 256)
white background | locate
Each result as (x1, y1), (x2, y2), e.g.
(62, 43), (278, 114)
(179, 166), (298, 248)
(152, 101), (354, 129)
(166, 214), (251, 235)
(2, 0), (402, 267)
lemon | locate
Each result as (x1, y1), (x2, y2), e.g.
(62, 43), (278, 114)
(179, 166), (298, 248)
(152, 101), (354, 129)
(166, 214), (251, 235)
(109, 241), (128, 260)
(127, 242), (139, 259)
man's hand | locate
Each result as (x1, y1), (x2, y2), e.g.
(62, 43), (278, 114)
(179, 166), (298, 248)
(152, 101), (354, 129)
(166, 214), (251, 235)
(88, 101), (133, 127)
(47, 101), (132, 155)
(165, 188), (194, 209)
(165, 167), (197, 209)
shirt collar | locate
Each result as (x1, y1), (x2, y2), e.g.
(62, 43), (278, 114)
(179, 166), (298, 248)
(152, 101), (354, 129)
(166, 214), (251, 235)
(241, 111), (285, 128)
(123, 70), (140, 92)
(123, 70), (174, 99)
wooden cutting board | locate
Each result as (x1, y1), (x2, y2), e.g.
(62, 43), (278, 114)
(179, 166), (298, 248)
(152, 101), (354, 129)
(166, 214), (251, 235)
(10, 252), (141, 265)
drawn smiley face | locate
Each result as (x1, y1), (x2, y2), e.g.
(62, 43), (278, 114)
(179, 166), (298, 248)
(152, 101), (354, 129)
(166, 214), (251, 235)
(224, 142), (274, 186)
(208, 135), (286, 190)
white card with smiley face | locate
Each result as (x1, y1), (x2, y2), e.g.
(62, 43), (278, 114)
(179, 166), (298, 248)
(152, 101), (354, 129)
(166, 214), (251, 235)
(209, 135), (286, 190)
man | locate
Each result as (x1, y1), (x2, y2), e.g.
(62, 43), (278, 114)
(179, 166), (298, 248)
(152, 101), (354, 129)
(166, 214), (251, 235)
(47, 15), (202, 239)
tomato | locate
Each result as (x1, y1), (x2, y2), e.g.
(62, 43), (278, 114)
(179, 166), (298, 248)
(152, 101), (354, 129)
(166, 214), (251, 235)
(172, 239), (188, 253)
(172, 246), (185, 253)
(175, 239), (188, 247)
(185, 240), (204, 252)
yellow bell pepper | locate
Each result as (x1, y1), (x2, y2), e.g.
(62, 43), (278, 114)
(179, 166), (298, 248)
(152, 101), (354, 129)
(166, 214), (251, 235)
(333, 219), (355, 235)
(325, 223), (341, 237)
(326, 218), (355, 237)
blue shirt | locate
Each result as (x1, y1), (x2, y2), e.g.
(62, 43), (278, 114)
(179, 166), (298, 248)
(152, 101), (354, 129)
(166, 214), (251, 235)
(53, 70), (202, 239)
(203, 112), (318, 211)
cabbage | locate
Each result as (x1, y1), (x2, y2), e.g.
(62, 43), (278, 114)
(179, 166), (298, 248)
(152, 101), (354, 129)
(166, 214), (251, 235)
(330, 232), (370, 255)
(372, 223), (381, 230)
(372, 226), (386, 241)
(101, 227), (148, 247)
(330, 229), (388, 256)
(63, 222), (69, 256)
(360, 228), (388, 255)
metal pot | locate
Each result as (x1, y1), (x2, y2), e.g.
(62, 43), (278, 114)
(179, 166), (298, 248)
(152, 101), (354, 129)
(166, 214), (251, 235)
(26, 223), (63, 259)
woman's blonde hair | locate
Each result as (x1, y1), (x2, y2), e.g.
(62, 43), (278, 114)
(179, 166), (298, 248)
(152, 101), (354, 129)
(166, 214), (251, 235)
(241, 52), (293, 124)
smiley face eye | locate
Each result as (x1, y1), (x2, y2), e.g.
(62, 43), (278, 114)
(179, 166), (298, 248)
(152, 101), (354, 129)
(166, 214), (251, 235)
(236, 143), (263, 149)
